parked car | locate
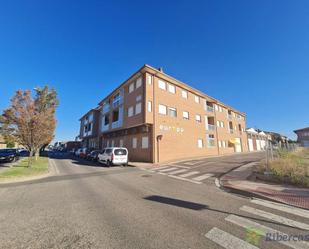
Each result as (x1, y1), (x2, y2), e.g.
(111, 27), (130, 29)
(86, 150), (101, 162)
(75, 148), (82, 157)
(17, 149), (29, 157)
(0, 148), (20, 163)
(98, 147), (128, 166)
(79, 148), (92, 159)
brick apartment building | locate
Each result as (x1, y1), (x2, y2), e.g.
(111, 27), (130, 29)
(79, 65), (248, 163)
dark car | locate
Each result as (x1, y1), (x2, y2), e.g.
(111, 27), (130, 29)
(0, 149), (19, 163)
(18, 149), (30, 157)
(86, 150), (101, 162)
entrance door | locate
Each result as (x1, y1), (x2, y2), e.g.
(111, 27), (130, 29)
(235, 138), (242, 152)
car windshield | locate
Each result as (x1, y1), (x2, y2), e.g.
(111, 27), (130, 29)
(114, 149), (127, 155)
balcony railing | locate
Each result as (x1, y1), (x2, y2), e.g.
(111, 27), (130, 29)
(101, 124), (109, 132)
(102, 104), (110, 114)
(112, 97), (123, 108)
(207, 105), (214, 112)
(228, 114), (233, 119)
(207, 139), (215, 147)
(229, 129), (234, 134)
(112, 119), (123, 129)
(207, 124), (215, 131)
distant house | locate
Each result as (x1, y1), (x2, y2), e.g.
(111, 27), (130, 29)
(0, 135), (7, 149)
(264, 131), (288, 147)
(294, 127), (309, 147)
(246, 128), (268, 151)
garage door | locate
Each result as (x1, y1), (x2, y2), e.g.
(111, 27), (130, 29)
(248, 139), (254, 151)
(256, 140), (261, 151)
(235, 138), (242, 152)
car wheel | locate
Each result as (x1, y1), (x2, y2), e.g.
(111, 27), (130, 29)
(107, 160), (112, 167)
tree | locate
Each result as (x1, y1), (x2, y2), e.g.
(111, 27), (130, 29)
(0, 86), (58, 166)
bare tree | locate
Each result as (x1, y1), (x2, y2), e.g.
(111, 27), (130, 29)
(0, 86), (58, 166)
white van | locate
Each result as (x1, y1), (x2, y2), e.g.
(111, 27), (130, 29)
(98, 147), (128, 166)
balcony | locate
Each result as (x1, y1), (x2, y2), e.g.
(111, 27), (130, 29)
(101, 124), (109, 132)
(206, 105), (214, 112)
(228, 114), (233, 120)
(229, 129), (234, 134)
(102, 104), (110, 114)
(207, 124), (215, 131)
(112, 97), (123, 108)
(207, 139), (215, 148)
(112, 120), (122, 129)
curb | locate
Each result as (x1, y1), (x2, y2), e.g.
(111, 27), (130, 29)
(216, 163), (309, 210)
(0, 158), (53, 185)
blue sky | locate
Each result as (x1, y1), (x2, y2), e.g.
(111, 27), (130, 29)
(0, 0), (308, 141)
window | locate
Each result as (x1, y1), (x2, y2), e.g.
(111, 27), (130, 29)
(219, 106), (223, 112)
(181, 90), (188, 99)
(112, 109), (119, 122)
(222, 141), (226, 148)
(218, 141), (222, 148)
(111, 140), (115, 147)
(217, 120), (220, 127)
(183, 111), (189, 120)
(142, 137), (149, 149)
(207, 134), (215, 147)
(158, 80), (166, 90)
(168, 84), (176, 94)
(197, 139), (203, 148)
(194, 95), (200, 103)
(147, 75), (152, 85)
(148, 101), (152, 112)
(136, 95), (142, 102)
(104, 115), (109, 125)
(215, 104), (219, 111)
(128, 106), (134, 117)
(132, 138), (137, 149)
(135, 102), (142, 114)
(119, 139), (124, 147)
(106, 140), (110, 147)
(195, 115), (201, 122)
(158, 104), (167, 115)
(168, 107), (177, 118)
(221, 121), (224, 128)
(129, 83), (134, 93)
(136, 77), (142, 88)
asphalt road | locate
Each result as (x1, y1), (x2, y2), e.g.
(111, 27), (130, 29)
(0, 153), (308, 249)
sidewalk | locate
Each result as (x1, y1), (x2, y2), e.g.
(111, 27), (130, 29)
(219, 162), (309, 210)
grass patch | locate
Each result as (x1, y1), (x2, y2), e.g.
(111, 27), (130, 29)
(0, 157), (49, 180)
(259, 148), (309, 187)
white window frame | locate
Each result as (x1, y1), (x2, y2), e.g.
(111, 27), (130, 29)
(222, 141), (226, 148)
(215, 104), (219, 111)
(217, 120), (220, 127)
(119, 139), (124, 147)
(195, 114), (201, 122)
(147, 75), (153, 85)
(136, 77), (142, 88)
(181, 90), (188, 99)
(135, 102), (142, 114)
(168, 107), (177, 118)
(183, 111), (189, 120)
(218, 141), (222, 148)
(136, 95), (142, 102)
(147, 101), (152, 112)
(129, 83), (134, 93)
(194, 95), (200, 103)
(142, 137), (149, 149)
(132, 138), (137, 149)
(168, 84), (176, 94)
(128, 106), (134, 117)
(197, 139), (203, 148)
(158, 104), (167, 115)
(158, 80), (166, 90)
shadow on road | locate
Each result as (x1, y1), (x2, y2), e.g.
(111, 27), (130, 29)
(144, 195), (208, 210)
(143, 195), (307, 231)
